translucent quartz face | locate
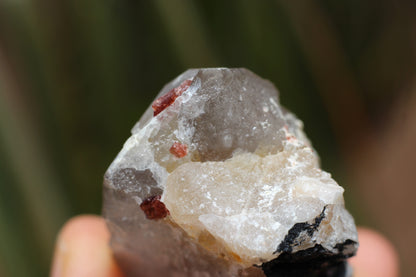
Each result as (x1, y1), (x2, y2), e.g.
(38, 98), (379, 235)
(104, 68), (358, 276)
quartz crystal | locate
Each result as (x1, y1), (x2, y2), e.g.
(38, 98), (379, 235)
(103, 68), (358, 277)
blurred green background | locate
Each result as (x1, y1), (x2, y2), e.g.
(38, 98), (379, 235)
(1, 0), (415, 276)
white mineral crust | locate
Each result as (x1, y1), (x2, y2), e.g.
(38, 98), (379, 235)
(103, 68), (358, 276)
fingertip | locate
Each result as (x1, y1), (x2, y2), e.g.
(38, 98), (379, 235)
(57, 215), (110, 242)
(350, 227), (399, 277)
(51, 215), (124, 277)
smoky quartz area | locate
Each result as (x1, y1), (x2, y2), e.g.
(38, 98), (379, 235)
(103, 68), (358, 277)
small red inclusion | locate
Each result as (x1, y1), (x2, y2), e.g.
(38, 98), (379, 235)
(152, 79), (192, 116)
(140, 195), (170, 220)
(284, 124), (296, 141)
(170, 142), (188, 158)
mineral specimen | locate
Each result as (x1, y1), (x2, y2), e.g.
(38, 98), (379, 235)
(103, 68), (358, 277)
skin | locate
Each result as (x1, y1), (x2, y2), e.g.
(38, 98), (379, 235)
(51, 215), (399, 277)
(350, 227), (400, 277)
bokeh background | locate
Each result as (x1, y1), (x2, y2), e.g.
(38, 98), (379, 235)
(0, 0), (415, 276)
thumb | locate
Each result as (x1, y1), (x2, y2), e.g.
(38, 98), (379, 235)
(350, 227), (399, 277)
(51, 215), (124, 277)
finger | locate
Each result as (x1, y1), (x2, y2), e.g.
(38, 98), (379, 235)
(51, 215), (124, 277)
(350, 227), (399, 277)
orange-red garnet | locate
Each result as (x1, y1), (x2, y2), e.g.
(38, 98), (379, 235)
(140, 195), (170, 220)
(152, 79), (192, 116)
(170, 142), (188, 158)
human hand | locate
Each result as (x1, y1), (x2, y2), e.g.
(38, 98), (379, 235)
(51, 215), (399, 277)
(350, 227), (399, 277)
(50, 215), (124, 277)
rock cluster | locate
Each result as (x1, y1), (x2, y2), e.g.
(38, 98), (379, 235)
(103, 68), (358, 276)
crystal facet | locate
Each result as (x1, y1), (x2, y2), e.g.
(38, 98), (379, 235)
(103, 68), (358, 277)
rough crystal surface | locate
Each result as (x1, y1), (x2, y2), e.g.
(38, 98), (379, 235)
(103, 68), (358, 277)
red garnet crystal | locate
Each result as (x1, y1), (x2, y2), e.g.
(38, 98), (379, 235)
(139, 195), (170, 220)
(169, 142), (188, 158)
(152, 79), (192, 116)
